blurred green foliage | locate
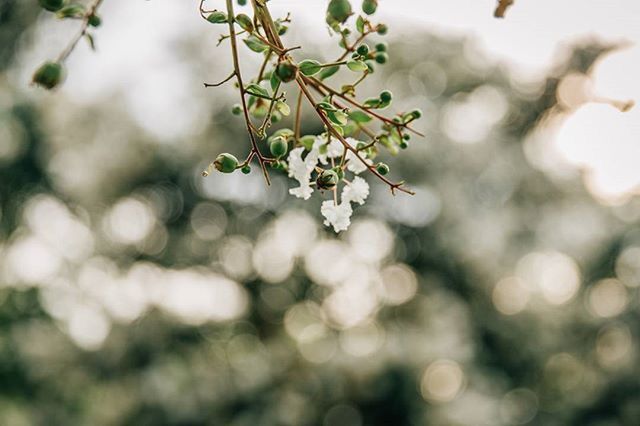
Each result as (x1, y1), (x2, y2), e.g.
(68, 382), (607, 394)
(1, 3), (639, 426)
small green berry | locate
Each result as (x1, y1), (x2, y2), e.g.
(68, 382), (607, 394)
(410, 108), (423, 119)
(375, 52), (388, 64)
(237, 0), (247, 5)
(232, 104), (243, 115)
(375, 42), (388, 52)
(32, 62), (65, 90)
(362, 0), (378, 15)
(376, 162), (390, 175)
(399, 141), (408, 149)
(275, 61), (298, 83)
(214, 153), (239, 173)
(327, 0), (353, 24)
(88, 14), (101, 27)
(316, 169), (339, 190)
(356, 44), (370, 56)
(38, 0), (65, 12)
(376, 24), (388, 35)
(269, 137), (288, 158)
(380, 90), (392, 103)
(241, 165), (251, 174)
(403, 133), (411, 141)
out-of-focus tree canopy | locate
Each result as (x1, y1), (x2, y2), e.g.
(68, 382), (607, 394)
(1, 2), (639, 426)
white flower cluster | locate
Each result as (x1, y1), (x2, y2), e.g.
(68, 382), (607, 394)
(287, 135), (371, 233)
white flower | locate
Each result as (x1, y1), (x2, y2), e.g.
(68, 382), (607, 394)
(313, 135), (343, 165)
(288, 147), (319, 200)
(344, 138), (372, 175)
(321, 200), (353, 233)
(342, 176), (369, 205)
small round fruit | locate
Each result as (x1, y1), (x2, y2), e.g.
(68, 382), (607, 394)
(231, 104), (243, 115)
(39, 0), (65, 12)
(32, 62), (65, 90)
(376, 162), (390, 175)
(241, 165), (251, 174)
(362, 0), (378, 15)
(88, 14), (101, 27)
(376, 24), (388, 35)
(269, 137), (288, 158)
(275, 61), (298, 83)
(375, 52), (388, 64)
(356, 44), (370, 57)
(375, 42), (388, 52)
(214, 153), (239, 173)
(380, 90), (392, 103)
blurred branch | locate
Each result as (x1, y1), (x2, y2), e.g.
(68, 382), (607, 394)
(494, 0), (514, 18)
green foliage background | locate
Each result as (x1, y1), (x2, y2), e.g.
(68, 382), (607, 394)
(1, 1), (639, 425)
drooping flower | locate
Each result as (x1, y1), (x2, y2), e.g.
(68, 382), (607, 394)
(320, 200), (353, 233)
(313, 135), (343, 165)
(342, 176), (369, 205)
(288, 147), (319, 200)
(344, 137), (372, 175)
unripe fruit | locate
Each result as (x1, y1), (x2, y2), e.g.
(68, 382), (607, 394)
(232, 104), (243, 115)
(375, 42), (388, 52)
(380, 90), (392, 103)
(237, 0), (247, 5)
(39, 0), (65, 12)
(316, 169), (339, 190)
(410, 108), (423, 119)
(376, 162), (390, 175)
(275, 61), (298, 83)
(376, 24), (388, 35)
(88, 14), (101, 27)
(241, 165), (251, 174)
(214, 153), (239, 173)
(269, 137), (288, 158)
(32, 62), (65, 90)
(356, 44), (369, 56)
(375, 52), (388, 64)
(362, 0), (378, 15)
(327, 0), (353, 24)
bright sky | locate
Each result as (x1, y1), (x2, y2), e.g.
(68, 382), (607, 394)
(24, 0), (640, 204)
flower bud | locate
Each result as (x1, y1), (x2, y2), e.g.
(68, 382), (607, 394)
(399, 141), (408, 149)
(375, 52), (388, 64)
(88, 14), (101, 27)
(214, 153), (239, 173)
(375, 42), (388, 52)
(356, 44), (370, 56)
(362, 0), (378, 15)
(241, 164), (252, 174)
(376, 162), (390, 175)
(39, 0), (65, 12)
(376, 24), (388, 35)
(380, 90), (392, 103)
(232, 104), (243, 115)
(32, 62), (65, 90)
(237, 0), (247, 5)
(327, 0), (353, 24)
(269, 137), (288, 158)
(316, 169), (339, 190)
(409, 108), (423, 119)
(275, 61), (298, 83)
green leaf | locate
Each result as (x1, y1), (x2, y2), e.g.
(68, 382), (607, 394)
(56, 4), (86, 19)
(347, 60), (368, 72)
(356, 15), (365, 33)
(363, 97), (381, 108)
(298, 60), (322, 76)
(276, 101), (291, 116)
(270, 71), (280, 92)
(348, 110), (372, 123)
(84, 33), (96, 51)
(327, 0), (353, 24)
(328, 110), (348, 126)
(235, 13), (254, 33)
(317, 102), (337, 112)
(318, 65), (340, 81)
(299, 135), (316, 151)
(207, 11), (228, 24)
(245, 84), (270, 99)
(243, 35), (268, 53)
